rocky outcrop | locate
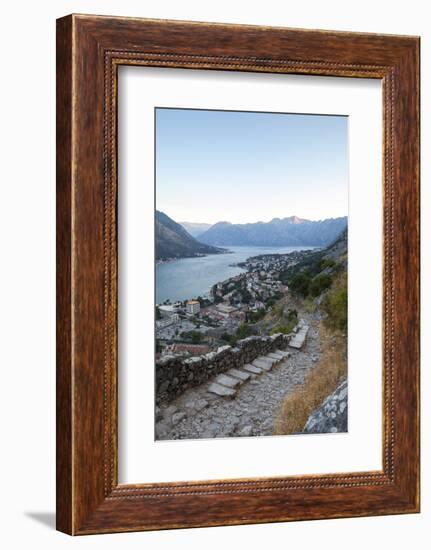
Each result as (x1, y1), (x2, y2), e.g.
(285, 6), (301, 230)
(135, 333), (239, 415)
(303, 378), (348, 434)
(156, 333), (291, 404)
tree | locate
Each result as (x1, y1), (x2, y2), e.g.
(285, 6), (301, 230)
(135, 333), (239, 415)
(240, 289), (252, 304)
(247, 309), (266, 323)
(289, 272), (311, 297)
(309, 274), (333, 297)
(190, 331), (202, 344)
(287, 309), (298, 323)
(236, 323), (252, 339)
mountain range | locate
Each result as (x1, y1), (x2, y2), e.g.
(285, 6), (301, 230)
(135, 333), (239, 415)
(155, 211), (224, 260)
(195, 216), (347, 247)
(179, 221), (212, 238)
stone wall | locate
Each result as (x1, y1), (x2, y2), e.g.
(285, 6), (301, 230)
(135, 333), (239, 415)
(156, 333), (290, 404)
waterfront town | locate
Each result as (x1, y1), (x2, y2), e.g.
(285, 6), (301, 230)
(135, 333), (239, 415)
(155, 249), (316, 359)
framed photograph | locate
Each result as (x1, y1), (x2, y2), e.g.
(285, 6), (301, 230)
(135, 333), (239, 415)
(56, 14), (420, 534)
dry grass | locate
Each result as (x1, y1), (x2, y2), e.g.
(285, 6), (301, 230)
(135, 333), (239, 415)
(274, 324), (347, 435)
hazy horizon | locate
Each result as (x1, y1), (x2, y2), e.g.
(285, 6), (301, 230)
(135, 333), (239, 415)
(156, 108), (348, 224)
(175, 214), (347, 225)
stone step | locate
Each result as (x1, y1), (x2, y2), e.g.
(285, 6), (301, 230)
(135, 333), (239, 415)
(207, 382), (236, 398)
(275, 349), (290, 358)
(262, 355), (277, 366)
(242, 363), (263, 375)
(260, 355), (277, 364)
(252, 358), (273, 371)
(267, 352), (283, 361)
(227, 368), (251, 382)
(214, 373), (242, 389)
(288, 325), (309, 349)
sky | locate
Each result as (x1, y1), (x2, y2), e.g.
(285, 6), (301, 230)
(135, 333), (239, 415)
(155, 108), (348, 224)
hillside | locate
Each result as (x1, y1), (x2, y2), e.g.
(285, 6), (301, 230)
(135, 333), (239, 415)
(155, 211), (225, 261)
(277, 228), (348, 331)
(249, 228), (347, 338)
(198, 216), (347, 247)
(179, 221), (212, 238)
(271, 230), (348, 435)
(155, 227), (348, 439)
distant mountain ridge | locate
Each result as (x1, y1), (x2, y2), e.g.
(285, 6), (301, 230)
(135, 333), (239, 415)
(156, 211), (224, 260)
(197, 216), (347, 247)
(179, 221), (212, 238)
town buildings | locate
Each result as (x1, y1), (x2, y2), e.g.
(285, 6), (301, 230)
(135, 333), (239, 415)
(186, 300), (201, 315)
(155, 248), (314, 359)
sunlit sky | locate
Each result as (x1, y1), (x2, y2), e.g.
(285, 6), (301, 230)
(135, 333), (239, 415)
(155, 108), (348, 224)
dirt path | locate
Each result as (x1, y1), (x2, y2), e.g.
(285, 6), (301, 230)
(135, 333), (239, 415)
(155, 317), (321, 440)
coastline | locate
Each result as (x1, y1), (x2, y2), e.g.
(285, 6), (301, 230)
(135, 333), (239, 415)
(156, 248), (232, 266)
(156, 246), (315, 306)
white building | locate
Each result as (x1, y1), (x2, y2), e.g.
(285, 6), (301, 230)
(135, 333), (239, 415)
(186, 300), (200, 315)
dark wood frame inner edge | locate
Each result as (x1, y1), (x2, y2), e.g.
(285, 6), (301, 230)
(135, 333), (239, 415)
(56, 15), (420, 535)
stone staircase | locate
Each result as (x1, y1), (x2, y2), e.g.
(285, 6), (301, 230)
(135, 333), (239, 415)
(207, 349), (290, 398)
(288, 324), (309, 349)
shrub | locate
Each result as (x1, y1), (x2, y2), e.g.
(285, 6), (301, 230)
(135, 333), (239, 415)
(270, 320), (296, 336)
(287, 309), (298, 323)
(236, 322), (252, 339)
(309, 273), (333, 297)
(319, 258), (336, 270)
(190, 331), (202, 344)
(289, 272), (311, 297)
(303, 298), (316, 314)
(322, 272), (347, 332)
(221, 332), (236, 345)
(273, 304), (284, 318)
(247, 309), (266, 322)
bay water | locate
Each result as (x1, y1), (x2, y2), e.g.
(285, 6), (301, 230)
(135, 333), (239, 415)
(156, 245), (315, 304)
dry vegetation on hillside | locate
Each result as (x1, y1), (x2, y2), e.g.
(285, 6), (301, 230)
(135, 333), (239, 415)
(274, 324), (347, 435)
